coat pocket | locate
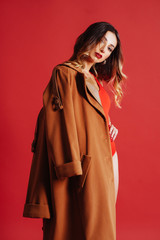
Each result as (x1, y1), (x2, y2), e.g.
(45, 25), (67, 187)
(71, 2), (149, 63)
(77, 155), (92, 190)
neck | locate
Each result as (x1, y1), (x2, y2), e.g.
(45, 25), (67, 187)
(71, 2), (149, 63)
(82, 59), (94, 72)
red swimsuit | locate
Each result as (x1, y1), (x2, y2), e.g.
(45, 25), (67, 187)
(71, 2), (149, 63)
(94, 77), (116, 156)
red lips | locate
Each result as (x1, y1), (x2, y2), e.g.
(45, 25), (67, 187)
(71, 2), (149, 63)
(95, 52), (102, 59)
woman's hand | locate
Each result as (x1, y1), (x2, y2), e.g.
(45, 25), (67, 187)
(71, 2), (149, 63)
(108, 123), (118, 141)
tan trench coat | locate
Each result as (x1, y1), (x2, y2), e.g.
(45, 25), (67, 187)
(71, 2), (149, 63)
(23, 62), (116, 240)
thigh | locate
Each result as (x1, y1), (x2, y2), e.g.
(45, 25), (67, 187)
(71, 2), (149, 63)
(112, 151), (119, 202)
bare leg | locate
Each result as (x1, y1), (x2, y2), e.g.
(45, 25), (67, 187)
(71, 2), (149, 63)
(112, 151), (119, 203)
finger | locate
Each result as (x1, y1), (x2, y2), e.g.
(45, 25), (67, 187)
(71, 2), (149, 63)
(112, 128), (118, 140)
(111, 131), (116, 141)
(109, 124), (114, 135)
(110, 125), (118, 139)
(109, 125), (115, 141)
(108, 122), (111, 129)
(112, 129), (118, 141)
(110, 125), (117, 138)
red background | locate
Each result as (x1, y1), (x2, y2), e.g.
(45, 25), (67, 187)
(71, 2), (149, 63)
(0, 0), (160, 239)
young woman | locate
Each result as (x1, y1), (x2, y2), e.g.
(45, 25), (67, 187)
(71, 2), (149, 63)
(23, 22), (126, 240)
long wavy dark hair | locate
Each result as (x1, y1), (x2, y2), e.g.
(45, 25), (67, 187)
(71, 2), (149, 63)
(68, 21), (127, 107)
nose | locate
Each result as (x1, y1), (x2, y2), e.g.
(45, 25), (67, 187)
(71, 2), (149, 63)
(100, 47), (105, 54)
(100, 48), (105, 53)
(99, 41), (107, 54)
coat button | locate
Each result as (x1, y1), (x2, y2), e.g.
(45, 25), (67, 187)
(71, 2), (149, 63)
(52, 96), (63, 110)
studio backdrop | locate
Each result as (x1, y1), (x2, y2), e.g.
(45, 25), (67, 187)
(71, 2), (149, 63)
(0, 0), (160, 239)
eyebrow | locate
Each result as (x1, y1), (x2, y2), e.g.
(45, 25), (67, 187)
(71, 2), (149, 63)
(104, 36), (115, 48)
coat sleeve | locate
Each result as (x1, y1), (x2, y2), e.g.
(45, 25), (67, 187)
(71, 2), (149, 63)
(23, 107), (52, 219)
(43, 65), (83, 179)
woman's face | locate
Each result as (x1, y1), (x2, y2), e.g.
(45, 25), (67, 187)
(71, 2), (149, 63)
(88, 31), (117, 63)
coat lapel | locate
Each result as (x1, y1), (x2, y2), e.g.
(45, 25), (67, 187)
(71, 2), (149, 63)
(59, 62), (106, 121)
(85, 80), (102, 106)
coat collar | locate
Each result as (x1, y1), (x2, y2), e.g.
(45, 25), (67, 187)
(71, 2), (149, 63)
(58, 61), (106, 121)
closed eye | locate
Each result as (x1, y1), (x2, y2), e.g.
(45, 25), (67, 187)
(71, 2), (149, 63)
(101, 39), (105, 44)
(108, 47), (113, 52)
